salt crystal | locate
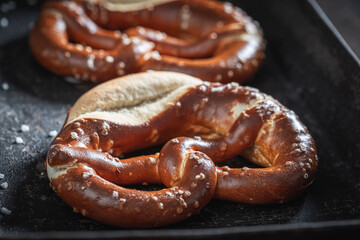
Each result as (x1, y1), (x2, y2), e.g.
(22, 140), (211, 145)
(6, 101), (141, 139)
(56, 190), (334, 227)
(21, 124), (30, 132)
(137, 26), (146, 34)
(82, 172), (92, 178)
(1, 82), (9, 91)
(122, 36), (131, 45)
(149, 157), (157, 164)
(118, 61), (125, 68)
(87, 55), (96, 71)
(70, 132), (79, 139)
(210, 32), (217, 39)
(223, 2), (233, 14)
(15, 137), (24, 144)
(177, 207), (183, 214)
(105, 55), (114, 63)
(1, 182), (8, 189)
(0, 17), (9, 27)
(112, 191), (119, 199)
(1, 207), (11, 215)
(48, 130), (58, 137)
(195, 173), (205, 180)
(131, 37), (140, 44)
(150, 51), (161, 60)
(236, 62), (242, 70)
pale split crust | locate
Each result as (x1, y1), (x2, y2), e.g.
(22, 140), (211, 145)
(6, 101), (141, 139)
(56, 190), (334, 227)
(66, 71), (202, 125)
(89, 0), (176, 12)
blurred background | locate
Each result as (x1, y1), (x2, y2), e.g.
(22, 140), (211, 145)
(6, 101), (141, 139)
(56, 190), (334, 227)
(317, 0), (360, 59)
(0, 0), (359, 59)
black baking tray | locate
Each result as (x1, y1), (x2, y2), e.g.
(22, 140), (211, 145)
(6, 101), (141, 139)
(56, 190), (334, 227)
(0, 0), (360, 239)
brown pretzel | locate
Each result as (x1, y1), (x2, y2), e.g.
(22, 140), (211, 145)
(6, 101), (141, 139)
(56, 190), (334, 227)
(46, 72), (318, 228)
(30, 0), (265, 83)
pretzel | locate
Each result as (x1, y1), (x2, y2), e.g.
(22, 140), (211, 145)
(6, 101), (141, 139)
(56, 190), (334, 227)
(46, 71), (318, 228)
(30, 0), (265, 83)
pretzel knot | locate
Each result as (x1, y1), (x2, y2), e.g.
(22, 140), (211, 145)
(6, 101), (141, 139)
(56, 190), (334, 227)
(46, 72), (318, 228)
(30, 0), (265, 83)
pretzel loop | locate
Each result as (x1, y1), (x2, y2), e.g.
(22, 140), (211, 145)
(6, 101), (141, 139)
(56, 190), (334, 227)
(46, 72), (318, 228)
(30, 0), (265, 83)
(47, 140), (217, 228)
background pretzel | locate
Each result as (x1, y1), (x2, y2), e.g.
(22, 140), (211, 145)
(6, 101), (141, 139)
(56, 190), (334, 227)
(30, 0), (265, 83)
(46, 72), (318, 228)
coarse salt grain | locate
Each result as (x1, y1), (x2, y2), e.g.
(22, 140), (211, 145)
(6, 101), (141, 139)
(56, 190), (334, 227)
(195, 173), (205, 180)
(210, 32), (217, 39)
(0, 17), (9, 28)
(1, 182), (8, 189)
(105, 55), (114, 63)
(15, 137), (23, 144)
(122, 36), (131, 45)
(150, 50), (161, 60)
(1, 82), (9, 91)
(82, 172), (92, 178)
(70, 132), (79, 139)
(149, 157), (157, 164)
(190, 153), (199, 160)
(112, 191), (119, 199)
(0, 173), (4, 179)
(87, 55), (96, 70)
(48, 130), (58, 137)
(223, 2), (233, 13)
(1, 207), (11, 215)
(21, 124), (30, 132)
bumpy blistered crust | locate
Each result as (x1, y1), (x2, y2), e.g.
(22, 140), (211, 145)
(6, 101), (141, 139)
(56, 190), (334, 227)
(46, 71), (318, 228)
(30, 0), (265, 83)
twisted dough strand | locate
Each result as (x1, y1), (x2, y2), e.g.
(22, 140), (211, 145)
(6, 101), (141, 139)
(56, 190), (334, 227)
(30, 0), (265, 83)
(46, 72), (317, 228)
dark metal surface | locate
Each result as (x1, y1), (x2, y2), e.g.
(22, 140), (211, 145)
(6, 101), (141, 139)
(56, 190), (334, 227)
(317, 0), (360, 58)
(0, 0), (360, 239)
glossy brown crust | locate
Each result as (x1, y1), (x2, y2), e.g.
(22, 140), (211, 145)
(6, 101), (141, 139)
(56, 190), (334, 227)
(46, 72), (318, 228)
(30, 0), (265, 83)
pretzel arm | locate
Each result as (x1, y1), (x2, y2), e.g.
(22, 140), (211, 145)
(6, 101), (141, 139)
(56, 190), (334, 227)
(47, 144), (161, 185)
